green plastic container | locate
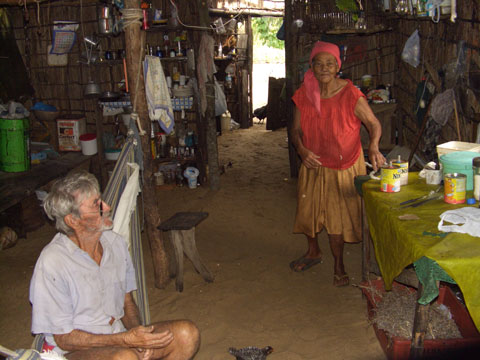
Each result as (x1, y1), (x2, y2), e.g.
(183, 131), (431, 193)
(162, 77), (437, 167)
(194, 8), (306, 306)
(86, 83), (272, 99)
(0, 118), (30, 172)
(440, 151), (479, 191)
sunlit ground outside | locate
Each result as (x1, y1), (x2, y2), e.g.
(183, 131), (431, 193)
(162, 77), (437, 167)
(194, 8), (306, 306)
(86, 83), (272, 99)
(252, 46), (285, 124)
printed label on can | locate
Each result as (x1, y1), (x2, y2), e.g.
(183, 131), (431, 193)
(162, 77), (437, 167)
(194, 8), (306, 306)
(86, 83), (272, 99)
(444, 173), (466, 204)
(392, 159), (409, 186)
(380, 166), (401, 193)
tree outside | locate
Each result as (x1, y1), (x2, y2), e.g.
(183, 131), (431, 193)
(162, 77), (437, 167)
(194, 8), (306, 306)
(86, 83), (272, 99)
(251, 17), (285, 113)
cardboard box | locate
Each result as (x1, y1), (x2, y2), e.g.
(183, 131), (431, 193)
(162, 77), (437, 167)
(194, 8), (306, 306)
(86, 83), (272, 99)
(57, 116), (86, 151)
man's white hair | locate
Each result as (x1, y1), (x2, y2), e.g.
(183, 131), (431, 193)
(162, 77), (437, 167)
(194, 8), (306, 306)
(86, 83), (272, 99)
(43, 171), (100, 234)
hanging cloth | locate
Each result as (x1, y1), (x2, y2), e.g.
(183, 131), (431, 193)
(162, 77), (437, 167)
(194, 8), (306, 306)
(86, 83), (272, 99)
(143, 55), (174, 134)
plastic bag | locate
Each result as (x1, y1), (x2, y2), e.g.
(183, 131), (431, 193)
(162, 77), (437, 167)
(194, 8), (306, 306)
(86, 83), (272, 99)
(214, 79), (228, 116)
(401, 29), (420, 68)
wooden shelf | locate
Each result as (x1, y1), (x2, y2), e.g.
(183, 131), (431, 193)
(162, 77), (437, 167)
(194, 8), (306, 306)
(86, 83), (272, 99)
(325, 25), (392, 35)
(155, 157), (196, 164)
(93, 59), (124, 66)
(160, 56), (187, 61)
(146, 25), (183, 32)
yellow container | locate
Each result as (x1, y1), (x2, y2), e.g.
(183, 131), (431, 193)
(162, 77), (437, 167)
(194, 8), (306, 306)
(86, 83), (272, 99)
(391, 157), (408, 186)
(380, 165), (401, 193)
(444, 173), (466, 204)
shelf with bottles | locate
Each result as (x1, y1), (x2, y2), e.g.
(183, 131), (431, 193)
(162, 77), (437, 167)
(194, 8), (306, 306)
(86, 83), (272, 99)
(145, 29), (191, 59)
(150, 121), (198, 160)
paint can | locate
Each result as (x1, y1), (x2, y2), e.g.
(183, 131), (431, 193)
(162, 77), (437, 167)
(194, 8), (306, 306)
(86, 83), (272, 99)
(391, 157), (409, 186)
(444, 173), (466, 204)
(380, 165), (401, 193)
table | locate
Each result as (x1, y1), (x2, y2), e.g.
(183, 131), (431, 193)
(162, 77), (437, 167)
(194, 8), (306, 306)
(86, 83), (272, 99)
(0, 152), (91, 214)
(362, 172), (480, 332)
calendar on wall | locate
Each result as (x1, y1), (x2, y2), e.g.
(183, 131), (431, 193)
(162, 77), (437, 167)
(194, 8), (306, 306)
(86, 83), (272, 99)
(50, 21), (79, 55)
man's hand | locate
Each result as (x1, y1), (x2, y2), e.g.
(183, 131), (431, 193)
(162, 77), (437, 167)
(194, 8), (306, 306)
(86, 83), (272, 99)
(137, 347), (154, 360)
(368, 146), (386, 172)
(299, 148), (322, 169)
(123, 325), (174, 349)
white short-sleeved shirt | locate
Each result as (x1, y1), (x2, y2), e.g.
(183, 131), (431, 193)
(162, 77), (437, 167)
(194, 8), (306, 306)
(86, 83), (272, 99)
(30, 231), (137, 353)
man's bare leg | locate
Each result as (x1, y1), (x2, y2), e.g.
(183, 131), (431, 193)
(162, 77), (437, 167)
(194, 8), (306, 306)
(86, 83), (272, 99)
(66, 319), (200, 360)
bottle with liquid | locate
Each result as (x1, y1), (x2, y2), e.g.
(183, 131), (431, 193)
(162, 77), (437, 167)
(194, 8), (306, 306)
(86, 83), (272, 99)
(170, 4), (179, 27)
(150, 127), (157, 159)
(218, 43), (223, 58)
(225, 74), (232, 89)
(175, 163), (184, 186)
(473, 157), (480, 201)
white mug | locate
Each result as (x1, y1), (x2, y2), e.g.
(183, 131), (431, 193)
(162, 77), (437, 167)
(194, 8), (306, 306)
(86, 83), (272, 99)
(425, 169), (442, 185)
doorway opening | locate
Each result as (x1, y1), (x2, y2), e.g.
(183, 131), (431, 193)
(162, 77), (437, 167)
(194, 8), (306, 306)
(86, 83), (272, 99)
(251, 17), (285, 127)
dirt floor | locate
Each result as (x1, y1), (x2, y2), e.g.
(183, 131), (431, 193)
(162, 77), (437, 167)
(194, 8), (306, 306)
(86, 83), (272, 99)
(0, 123), (385, 359)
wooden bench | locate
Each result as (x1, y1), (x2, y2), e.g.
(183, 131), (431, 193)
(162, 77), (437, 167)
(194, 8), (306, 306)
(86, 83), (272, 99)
(158, 212), (214, 292)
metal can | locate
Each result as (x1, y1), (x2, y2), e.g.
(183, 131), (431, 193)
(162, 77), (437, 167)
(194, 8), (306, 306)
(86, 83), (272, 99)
(380, 165), (401, 193)
(391, 158), (408, 186)
(444, 173), (466, 204)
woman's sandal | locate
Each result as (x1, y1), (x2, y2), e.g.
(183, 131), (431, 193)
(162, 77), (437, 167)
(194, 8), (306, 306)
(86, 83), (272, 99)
(333, 274), (349, 287)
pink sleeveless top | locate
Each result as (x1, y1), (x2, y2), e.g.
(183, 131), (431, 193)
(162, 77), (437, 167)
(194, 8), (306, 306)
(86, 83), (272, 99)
(292, 80), (365, 170)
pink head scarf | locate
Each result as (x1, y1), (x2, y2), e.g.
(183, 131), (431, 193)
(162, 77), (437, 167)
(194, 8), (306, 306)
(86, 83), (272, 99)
(303, 41), (342, 115)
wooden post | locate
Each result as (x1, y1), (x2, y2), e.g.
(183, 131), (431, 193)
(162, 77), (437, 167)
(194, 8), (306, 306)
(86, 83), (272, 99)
(410, 282), (430, 359)
(124, 0), (169, 288)
(197, 0), (220, 190)
(246, 15), (253, 128)
(361, 198), (370, 284)
(285, 0), (299, 178)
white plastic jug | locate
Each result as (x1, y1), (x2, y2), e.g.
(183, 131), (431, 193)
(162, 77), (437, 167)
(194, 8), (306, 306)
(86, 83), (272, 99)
(183, 167), (199, 189)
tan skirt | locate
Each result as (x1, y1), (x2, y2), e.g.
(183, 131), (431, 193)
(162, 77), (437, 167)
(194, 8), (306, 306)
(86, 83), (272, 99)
(293, 151), (366, 243)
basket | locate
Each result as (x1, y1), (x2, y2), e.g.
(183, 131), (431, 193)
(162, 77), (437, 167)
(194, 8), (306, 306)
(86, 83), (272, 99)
(33, 109), (60, 122)
(361, 279), (480, 360)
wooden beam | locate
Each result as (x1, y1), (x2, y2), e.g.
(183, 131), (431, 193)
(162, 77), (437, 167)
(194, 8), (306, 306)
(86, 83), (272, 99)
(209, 8), (283, 17)
(197, 0), (220, 190)
(410, 282), (430, 359)
(124, 0), (169, 288)
(246, 15), (253, 128)
(285, 0), (299, 178)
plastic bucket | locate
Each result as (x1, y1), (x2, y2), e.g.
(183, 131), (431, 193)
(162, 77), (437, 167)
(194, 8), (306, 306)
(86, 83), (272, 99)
(221, 113), (231, 133)
(183, 166), (199, 189)
(79, 133), (98, 155)
(0, 118), (30, 172)
(440, 151), (479, 191)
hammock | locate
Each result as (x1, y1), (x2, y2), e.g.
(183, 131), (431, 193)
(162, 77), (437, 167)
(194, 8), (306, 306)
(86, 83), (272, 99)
(103, 137), (150, 326)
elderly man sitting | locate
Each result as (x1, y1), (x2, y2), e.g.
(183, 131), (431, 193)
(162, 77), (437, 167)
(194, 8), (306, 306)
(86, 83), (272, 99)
(30, 171), (200, 359)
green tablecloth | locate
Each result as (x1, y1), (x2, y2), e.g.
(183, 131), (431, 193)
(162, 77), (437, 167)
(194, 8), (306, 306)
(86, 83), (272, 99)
(363, 172), (480, 331)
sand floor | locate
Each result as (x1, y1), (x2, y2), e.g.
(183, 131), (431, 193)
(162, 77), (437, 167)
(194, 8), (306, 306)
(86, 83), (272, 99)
(0, 123), (385, 359)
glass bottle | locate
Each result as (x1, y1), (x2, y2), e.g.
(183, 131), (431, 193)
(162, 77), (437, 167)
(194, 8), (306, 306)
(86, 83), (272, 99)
(175, 163), (183, 186)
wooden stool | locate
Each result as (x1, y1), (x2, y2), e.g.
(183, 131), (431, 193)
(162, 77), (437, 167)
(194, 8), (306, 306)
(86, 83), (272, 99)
(158, 212), (214, 292)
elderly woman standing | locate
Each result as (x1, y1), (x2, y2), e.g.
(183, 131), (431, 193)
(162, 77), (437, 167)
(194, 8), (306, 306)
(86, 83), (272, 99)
(289, 41), (386, 287)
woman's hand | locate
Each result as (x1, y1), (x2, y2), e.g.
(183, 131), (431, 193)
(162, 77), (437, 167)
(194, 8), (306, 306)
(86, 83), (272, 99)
(299, 148), (322, 169)
(368, 146), (386, 171)
(123, 325), (174, 349)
